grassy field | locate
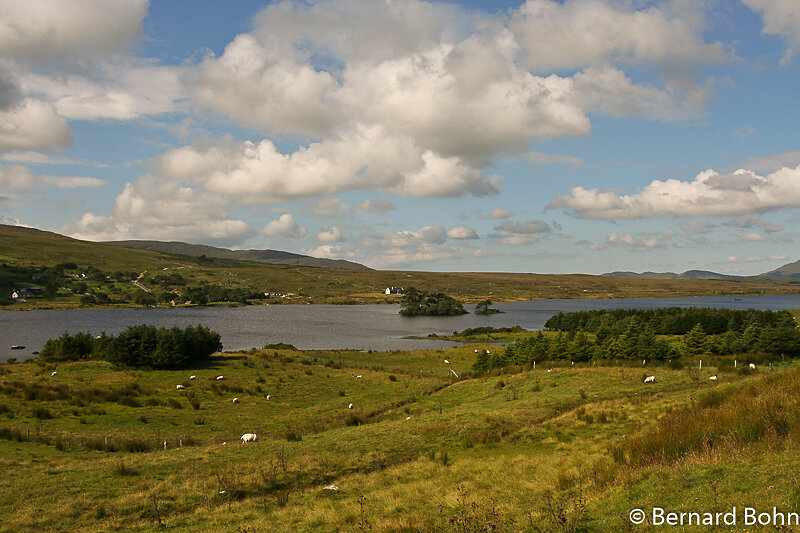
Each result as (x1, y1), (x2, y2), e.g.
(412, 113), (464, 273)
(2, 343), (800, 531)
(3, 224), (800, 310)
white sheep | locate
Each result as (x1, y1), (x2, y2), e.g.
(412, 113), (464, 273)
(176, 384), (184, 390)
(644, 375), (656, 383)
(709, 375), (718, 381)
(322, 484), (339, 491)
(405, 416), (411, 420)
(348, 403), (354, 409)
(266, 395), (271, 400)
(189, 375), (196, 380)
(50, 371), (57, 377)
(444, 359), (450, 364)
(232, 397), (239, 403)
(749, 363), (756, 370)
(241, 433), (258, 443)
(216, 375), (224, 380)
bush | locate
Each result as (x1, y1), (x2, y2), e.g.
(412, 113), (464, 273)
(345, 412), (365, 426)
(285, 428), (302, 442)
(32, 406), (54, 419)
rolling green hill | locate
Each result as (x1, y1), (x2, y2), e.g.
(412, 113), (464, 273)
(1, 343), (799, 531)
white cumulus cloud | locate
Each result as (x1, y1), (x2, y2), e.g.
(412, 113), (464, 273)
(60, 176), (250, 244)
(743, 0), (800, 64)
(261, 213), (306, 239)
(447, 225), (479, 239)
(0, 164), (36, 190)
(316, 225), (342, 243)
(0, 99), (72, 151)
(492, 219), (551, 245)
(550, 165), (800, 219)
(0, 0), (148, 63)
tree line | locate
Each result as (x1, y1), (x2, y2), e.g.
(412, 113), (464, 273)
(40, 324), (222, 369)
(474, 307), (800, 372)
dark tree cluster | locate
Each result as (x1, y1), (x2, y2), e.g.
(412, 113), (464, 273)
(473, 307), (800, 372)
(40, 324), (222, 369)
(399, 287), (467, 316)
(544, 307), (793, 335)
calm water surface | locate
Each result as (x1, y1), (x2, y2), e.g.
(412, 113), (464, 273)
(2, 294), (800, 362)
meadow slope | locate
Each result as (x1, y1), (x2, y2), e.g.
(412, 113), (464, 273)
(2, 345), (799, 532)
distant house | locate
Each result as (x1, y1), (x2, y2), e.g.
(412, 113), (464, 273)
(384, 286), (405, 295)
(11, 287), (43, 300)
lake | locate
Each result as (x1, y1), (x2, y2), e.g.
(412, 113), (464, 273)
(3, 294), (800, 362)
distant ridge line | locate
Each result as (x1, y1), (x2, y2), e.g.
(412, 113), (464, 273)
(103, 240), (371, 271)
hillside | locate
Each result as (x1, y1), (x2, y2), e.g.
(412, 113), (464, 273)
(104, 240), (371, 271)
(1, 344), (799, 531)
(3, 224), (800, 308)
(765, 258), (800, 278)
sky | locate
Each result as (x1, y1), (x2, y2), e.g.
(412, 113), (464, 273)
(0, 0), (799, 275)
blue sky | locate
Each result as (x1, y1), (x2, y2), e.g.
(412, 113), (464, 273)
(1, 0), (799, 274)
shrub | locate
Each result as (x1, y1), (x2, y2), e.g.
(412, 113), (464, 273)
(113, 460), (139, 476)
(388, 375), (397, 382)
(167, 398), (182, 410)
(285, 428), (302, 442)
(32, 406), (54, 419)
(345, 413), (364, 427)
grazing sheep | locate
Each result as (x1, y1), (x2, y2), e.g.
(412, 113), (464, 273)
(405, 416), (411, 420)
(241, 433), (258, 443)
(709, 375), (718, 380)
(644, 375), (656, 383)
(444, 359), (450, 364)
(232, 397), (239, 403)
(322, 484), (339, 491)
(189, 375), (196, 380)
(50, 371), (57, 377)
(266, 395), (271, 400)
(216, 375), (224, 380)
(474, 349), (478, 353)
(348, 403), (353, 409)
(176, 384), (185, 390)
(749, 363), (756, 370)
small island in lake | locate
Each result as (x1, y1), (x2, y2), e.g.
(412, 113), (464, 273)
(474, 299), (503, 315)
(398, 287), (468, 316)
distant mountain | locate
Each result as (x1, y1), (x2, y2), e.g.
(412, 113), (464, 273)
(602, 270), (742, 281)
(764, 258), (800, 278)
(104, 240), (371, 271)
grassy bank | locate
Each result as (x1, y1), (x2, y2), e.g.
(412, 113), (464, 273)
(2, 343), (799, 531)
